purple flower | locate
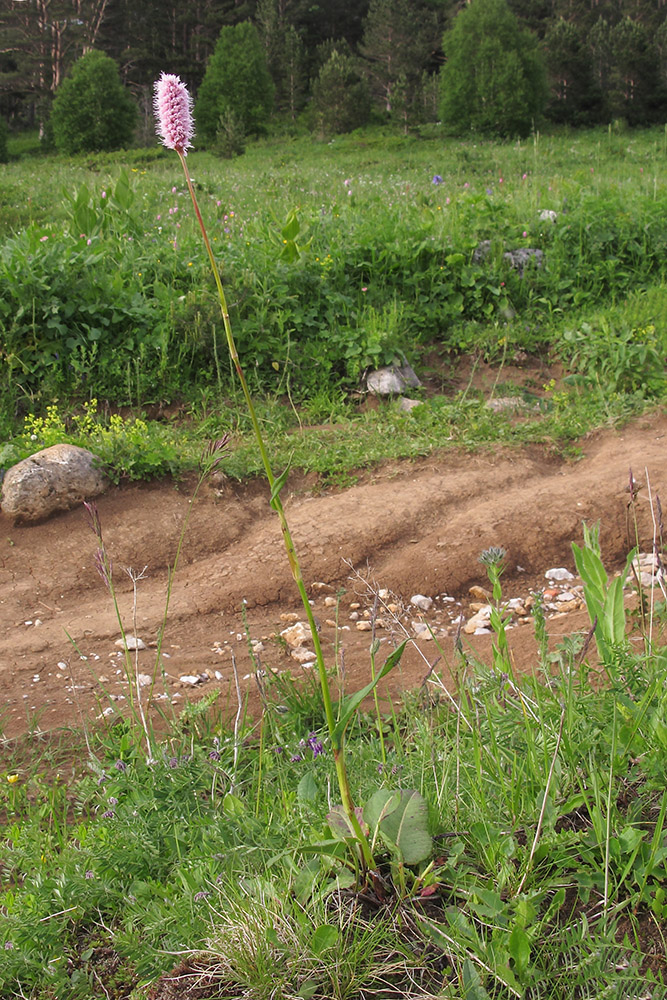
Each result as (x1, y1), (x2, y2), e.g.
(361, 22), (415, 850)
(101, 810), (115, 819)
(108, 796), (118, 806)
(85, 870), (95, 879)
(168, 757), (179, 769)
(290, 754), (303, 763)
(307, 733), (324, 757)
(432, 175), (443, 185)
(209, 751), (221, 762)
(154, 73), (194, 155)
(4, 941), (14, 950)
(194, 891), (210, 901)
(114, 760), (127, 772)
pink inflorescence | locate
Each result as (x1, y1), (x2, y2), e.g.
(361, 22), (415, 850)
(154, 73), (194, 155)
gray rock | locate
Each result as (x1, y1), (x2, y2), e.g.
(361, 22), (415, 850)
(545, 567), (575, 582)
(366, 363), (421, 396)
(397, 396), (423, 412)
(472, 241), (544, 277)
(472, 240), (491, 264)
(411, 594), (433, 611)
(503, 247), (543, 277)
(1, 444), (107, 523)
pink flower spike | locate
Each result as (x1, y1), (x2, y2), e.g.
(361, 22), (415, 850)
(154, 73), (194, 155)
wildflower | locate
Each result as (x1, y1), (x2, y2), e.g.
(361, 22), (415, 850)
(307, 732), (324, 757)
(290, 754), (303, 763)
(7, 774), (19, 784)
(108, 796), (118, 806)
(168, 757), (179, 769)
(432, 175), (443, 185)
(85, 870), (95, 879)
(522, 230), (527, 238)
(114, 759), (127, 772)
(194, 891), (210, 901)
(101, 810), (115, 819)
(40, 235), (48, 242)
(4, 941), (14, 950)
(154, 73), (194, 156)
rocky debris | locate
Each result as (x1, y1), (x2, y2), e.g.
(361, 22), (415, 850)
(365, 363), (421, 396)
(1, 444), (108, 524)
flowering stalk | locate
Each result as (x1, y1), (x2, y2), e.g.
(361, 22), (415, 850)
(154, 74), (372, 867)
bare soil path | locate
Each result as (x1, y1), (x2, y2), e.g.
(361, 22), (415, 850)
(1, 411), (665, 740)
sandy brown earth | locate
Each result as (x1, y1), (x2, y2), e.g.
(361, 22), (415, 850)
(0, 411), (665, 741)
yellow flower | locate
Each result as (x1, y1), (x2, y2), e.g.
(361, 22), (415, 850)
(7, 774), (19, 784)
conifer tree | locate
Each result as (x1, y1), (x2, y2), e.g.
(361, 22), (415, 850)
(195, 21), (274, 144)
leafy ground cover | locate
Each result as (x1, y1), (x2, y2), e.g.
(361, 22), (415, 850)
(1, 126), (665, 458)
(1, 524), (666, 999)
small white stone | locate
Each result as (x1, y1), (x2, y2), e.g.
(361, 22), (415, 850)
(57, 661), (67, 670)
(137, 673), (153, 687)
(356, 621), (372, 631)
(556, 591), (576, 603)
(545, 567), (574, 582)
(291, 647), (317, 664)
(411, 594), (433, 611)
(324, 596), (337, 607)
(179, 674), (202, 686)
(33, 619), (42, 627)
(115, 635), (146, 651)
(32, 674), (40, 682)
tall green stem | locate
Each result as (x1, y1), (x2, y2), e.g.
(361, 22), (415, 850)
(177, 154), (371, 864)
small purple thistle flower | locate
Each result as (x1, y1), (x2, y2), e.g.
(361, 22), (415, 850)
(85, 870), (95, 879)
(101, 810), (115, 819)
(194, 891), (210, 901)
(307, 732), (324, 757)
(432, 175), (443, 185)
(114, 760), (127, 772)
(4, 941), (14, 950)
(168, 757), (179, 769)
(208, 751), (221, 762)
(154, 73), (194, 156)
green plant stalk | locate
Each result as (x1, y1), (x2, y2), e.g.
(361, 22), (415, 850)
(176, 152), (372, 866)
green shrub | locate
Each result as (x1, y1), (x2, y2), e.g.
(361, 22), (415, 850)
(439, 0), (547, 137)
(195, 22), (274, 145)
(50, 50), (137, 155)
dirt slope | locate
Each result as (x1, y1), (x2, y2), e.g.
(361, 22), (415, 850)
(0, 412), (665, 739)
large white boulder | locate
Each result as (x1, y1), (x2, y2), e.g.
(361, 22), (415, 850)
(1, 443), (108, 523)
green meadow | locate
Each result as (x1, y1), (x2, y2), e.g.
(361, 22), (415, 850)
(1, 126), (666, 998)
